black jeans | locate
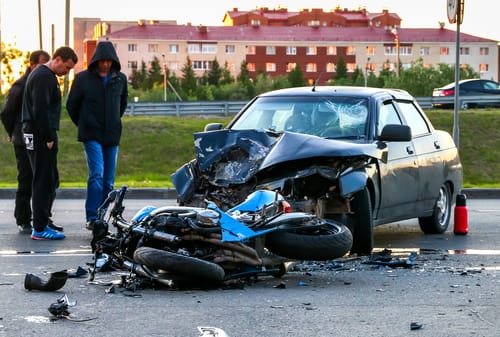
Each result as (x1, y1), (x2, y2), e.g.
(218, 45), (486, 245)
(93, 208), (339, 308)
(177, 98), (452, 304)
(26, 131), (59, 232)
(13, 144), (33, 225)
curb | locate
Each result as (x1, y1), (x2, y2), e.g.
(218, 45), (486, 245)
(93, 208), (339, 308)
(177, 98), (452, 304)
(0, 188), (497, 200)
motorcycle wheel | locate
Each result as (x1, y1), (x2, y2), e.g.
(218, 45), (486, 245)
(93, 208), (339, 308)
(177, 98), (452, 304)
(265, 220), (353, 261)
(133, 247), (225, 284)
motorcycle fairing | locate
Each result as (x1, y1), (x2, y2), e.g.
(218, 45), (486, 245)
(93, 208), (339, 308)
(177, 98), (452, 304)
(206, 202), (277, 242)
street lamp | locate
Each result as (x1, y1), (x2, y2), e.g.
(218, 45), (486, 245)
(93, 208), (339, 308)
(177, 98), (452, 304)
(391, 28), (400, 76)
(162, 54), (167, 102)
(364, 57), (371, 87)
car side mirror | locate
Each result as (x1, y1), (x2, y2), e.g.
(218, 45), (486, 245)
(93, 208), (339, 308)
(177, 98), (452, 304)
(204, 123), (223, 131)
(379, 124), (412, 141)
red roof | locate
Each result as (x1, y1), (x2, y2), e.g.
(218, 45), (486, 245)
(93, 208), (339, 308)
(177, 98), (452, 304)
(104, 24), (497, 44)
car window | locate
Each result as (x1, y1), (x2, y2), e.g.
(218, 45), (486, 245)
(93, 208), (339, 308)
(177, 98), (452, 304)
(396, 101), (430, 137)
(484, 81), (500, 90)
(231, 96), (368, 139)
(377, 101), (402, 136)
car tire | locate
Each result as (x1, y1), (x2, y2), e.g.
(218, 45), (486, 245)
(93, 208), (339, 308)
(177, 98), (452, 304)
(347, 187), (374, 255)
(418, 183), (451, 234)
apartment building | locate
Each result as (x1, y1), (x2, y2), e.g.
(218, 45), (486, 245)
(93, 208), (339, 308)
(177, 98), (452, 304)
(73, 7), (499, 83)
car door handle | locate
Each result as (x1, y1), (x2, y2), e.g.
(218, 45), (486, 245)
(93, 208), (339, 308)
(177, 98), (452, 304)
(434, 141), (441, 149)
(406, 146), (414, 155)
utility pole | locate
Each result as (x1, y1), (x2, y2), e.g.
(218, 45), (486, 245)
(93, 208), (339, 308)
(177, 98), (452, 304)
(38, 0), (42, 49)
(63, 0), (70, 97)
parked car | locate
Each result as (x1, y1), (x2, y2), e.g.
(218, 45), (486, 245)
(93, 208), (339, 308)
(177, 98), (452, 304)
(432, 79), (500, 109)
(172, 86), (463, 255)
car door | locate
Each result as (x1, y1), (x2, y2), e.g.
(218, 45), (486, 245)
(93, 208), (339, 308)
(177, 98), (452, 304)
(396, 100), (443, 214)
(374, 99), (419, 222)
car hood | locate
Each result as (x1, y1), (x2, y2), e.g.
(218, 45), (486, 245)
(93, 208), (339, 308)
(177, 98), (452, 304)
(193, 129), (384, 173)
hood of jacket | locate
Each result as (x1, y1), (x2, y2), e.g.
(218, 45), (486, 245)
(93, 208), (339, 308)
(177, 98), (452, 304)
(87, 41), (121, 72)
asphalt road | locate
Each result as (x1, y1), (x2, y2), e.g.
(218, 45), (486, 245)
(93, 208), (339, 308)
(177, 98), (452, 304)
(1, 197), (499, 337)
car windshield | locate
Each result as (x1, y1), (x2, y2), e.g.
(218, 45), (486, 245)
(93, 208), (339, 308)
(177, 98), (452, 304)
(231, 96), (368, 139)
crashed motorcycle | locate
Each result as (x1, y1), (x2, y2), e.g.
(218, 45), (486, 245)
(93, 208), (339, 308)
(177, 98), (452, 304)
(91, 186), (352, 287)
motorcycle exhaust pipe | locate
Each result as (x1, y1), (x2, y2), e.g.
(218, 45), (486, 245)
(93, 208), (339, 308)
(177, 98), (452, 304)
(24, 271), (68, 291)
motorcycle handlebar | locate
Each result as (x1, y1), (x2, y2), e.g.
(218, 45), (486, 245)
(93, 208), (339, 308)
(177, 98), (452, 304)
(115, 218), (180, 243)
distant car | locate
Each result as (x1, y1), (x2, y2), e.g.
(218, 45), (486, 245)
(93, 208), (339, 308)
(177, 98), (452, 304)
(432, 79), (500, 109)
(172, 86), (463, 255)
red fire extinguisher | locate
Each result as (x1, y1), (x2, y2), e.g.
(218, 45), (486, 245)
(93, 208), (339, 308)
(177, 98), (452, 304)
(453, 193), (468, 235)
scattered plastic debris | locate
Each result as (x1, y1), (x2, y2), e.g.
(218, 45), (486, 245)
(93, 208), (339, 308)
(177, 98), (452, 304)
(198, 326), (229, 337)
(25, 271), (68, 291)
(410, 322), (423, 330)
(67, 266), (88, 278)
(47, 294), (97, 322)
(363, 249), (417, 269)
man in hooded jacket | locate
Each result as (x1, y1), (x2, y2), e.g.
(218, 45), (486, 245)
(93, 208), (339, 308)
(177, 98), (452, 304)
(67, 41), (128, 230)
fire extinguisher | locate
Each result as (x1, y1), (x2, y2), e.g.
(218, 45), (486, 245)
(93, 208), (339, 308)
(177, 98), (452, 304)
(453, 193), (468, 235)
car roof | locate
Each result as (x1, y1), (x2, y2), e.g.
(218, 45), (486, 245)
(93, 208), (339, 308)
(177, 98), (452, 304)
(257, 86), (414, 101)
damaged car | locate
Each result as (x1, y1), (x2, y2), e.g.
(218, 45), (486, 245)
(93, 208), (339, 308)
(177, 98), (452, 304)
(172, 86), (463, 255)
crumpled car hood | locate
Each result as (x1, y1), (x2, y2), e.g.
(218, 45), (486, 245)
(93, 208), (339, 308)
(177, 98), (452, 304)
(194, 129), (383, 174)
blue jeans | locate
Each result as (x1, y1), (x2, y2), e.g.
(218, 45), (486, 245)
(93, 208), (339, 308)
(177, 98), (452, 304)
(84, 141), (118, 221)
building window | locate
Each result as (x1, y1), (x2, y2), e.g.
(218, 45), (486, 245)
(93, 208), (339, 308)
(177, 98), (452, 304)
(384, 46), (397, 55)
(247, 62), (256, 72)
(286, 62), (297, 72)
(128, 60), (137, 69)
(246, 46), (256, 55)
(346, 46), (356, 55)
(306, 46), (317, 55)
(225, 45), (235, 54)
(400, 46), (413, 56)
(266, 63), (276, 72)
(308, 20), (320, 27)
(327, 46), (337, 55)
(366, 63), (376, 72)
(366, 46), (376, 56)
(192, 60), (213, 70)
(188, 43), (217, 54)
(169, 44), (179, 53)
(251, 19), (260, 26)
(326, 62), (335, 72)
(286, 46), (297, 55)
(420, 47), (430, 56)
(167, 61), (179, 70)
(306, 63), (317, 72)
(226, 62), (235, 71)
(440, 47), (449, 55)
(479, 64), (489, 72)
(480, 47), (489, 55)
(128, 44), (137, 52)
(460, 47), (470, 55)
(266, 46), (276, 55)
(346, 63), (356, 72)
(148, 44), (159, 53)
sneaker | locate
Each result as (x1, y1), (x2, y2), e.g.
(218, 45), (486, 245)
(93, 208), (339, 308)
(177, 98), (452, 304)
(18, 223), (32, 234)
(31, 226), (66, 240)
(48, 219), (64, 232)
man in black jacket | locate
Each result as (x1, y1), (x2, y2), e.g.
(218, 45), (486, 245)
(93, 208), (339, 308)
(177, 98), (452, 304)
(22, 46), (78, 240)
(0, 50), (61, 234)
(67, 41), (128, 230)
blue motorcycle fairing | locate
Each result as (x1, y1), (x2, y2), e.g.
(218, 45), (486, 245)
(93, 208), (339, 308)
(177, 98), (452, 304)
(132, 205), (158, 223)
(228, 190), (282, 213)
(206, 202), (278, 242)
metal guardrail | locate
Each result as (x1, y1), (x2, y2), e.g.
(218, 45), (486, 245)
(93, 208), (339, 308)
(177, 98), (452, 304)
(124, 96), (500, 116)
(125, 101), (248, 116)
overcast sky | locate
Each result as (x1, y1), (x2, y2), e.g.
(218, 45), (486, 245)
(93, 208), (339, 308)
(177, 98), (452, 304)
(1, 0), (498, 52)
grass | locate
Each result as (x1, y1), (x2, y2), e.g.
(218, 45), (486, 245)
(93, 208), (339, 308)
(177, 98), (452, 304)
(0, 108), (499, 188)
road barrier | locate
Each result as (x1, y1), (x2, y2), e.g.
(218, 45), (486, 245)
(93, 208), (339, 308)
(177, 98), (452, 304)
(125, 96), (500, 116)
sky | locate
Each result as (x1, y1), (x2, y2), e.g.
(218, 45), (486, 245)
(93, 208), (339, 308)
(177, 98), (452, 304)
(0, 0), (499, 52)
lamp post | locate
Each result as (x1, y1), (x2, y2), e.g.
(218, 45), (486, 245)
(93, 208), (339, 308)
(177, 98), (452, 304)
(162, 54), (167, 102)
(364, 57), (371, 87)
(391, 28), (400, 76)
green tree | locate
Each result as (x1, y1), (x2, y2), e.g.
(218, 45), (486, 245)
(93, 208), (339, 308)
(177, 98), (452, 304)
(207, 58), (222, 86)
(287, 64), (306, 87)
(334, 56), (348, 81)
(0, 42), (28, 92)
(220, 61), (234, 85)
(181, 57), (198, 100)
(148, 56), (163, 87)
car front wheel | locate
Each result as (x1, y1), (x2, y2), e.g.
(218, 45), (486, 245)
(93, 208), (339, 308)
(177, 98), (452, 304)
(418, 183), (452, 234)
(347, 187), (374, 255)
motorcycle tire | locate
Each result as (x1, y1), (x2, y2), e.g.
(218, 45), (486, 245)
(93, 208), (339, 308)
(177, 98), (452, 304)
(265, 220), (353, 261)
(133, 247), (225, 284)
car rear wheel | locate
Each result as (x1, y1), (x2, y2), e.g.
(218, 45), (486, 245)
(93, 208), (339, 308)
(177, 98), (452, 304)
(347, 187), (374, 255)
(418, 183), (451, 234)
